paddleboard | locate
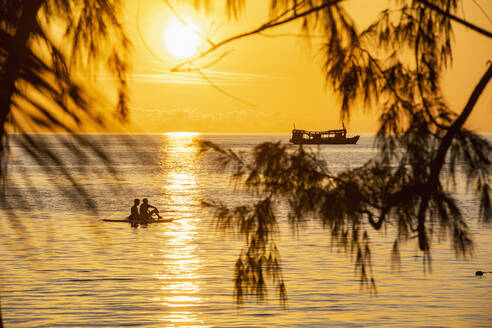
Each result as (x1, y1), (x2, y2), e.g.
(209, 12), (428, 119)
(102, 219), (173, 223)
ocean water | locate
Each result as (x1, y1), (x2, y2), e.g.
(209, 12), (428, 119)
(0, 133), (491, 327)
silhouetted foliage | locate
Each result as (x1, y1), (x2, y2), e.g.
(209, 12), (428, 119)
(196, 0), (492, 304)
(0, 1), (130, 323)
(0, 0), (130, 208)
(0, 0), (490, 315)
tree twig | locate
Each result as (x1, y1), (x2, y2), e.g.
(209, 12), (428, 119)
(416, 62), (492, 250)
(171, 0), (344, 72)
(416, 0), (492, 38)
(162, 0), (216, 47)
(194, 66), (256, 107)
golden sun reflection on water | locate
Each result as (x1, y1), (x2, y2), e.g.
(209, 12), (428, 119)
(156, 133), (208, 327)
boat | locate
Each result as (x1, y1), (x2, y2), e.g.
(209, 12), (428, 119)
(289, 126), (359, 145)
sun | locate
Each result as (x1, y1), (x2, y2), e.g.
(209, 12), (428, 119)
(163, 19), (201, 59)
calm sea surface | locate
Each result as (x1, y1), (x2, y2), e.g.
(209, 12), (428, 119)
(0, 134), (491, 327)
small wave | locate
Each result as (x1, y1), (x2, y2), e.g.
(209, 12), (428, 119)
(66, 278), (134, 282)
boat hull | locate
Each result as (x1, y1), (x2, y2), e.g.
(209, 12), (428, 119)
(290, 135), (360, 145)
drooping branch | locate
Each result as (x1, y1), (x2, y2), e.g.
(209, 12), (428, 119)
(170, 0), (344, 72)
(416, 62), (492, 251)
(194, 0), (492, 306)
(416, 0), (492, 38)
(429, 63), (492, 192)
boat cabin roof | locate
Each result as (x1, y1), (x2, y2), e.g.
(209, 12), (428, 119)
(292, 128), (346, 136)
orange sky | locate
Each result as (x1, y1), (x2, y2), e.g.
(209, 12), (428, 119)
(115, 0), (491, 134)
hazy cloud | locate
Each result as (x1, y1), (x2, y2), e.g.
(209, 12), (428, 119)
(127, 69), (279, 86)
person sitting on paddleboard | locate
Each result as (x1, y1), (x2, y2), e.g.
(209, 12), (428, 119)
(128, 199), (140, 221)
(140, 198), (162, 221)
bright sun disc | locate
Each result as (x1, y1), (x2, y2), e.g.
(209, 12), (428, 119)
(163, 19), (201, 59)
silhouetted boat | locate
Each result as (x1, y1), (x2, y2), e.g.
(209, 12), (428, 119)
(289, 127), (359, 145)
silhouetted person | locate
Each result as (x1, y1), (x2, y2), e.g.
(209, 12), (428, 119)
(475, 271), (492, 276)
(140, 198), (162, 221)
(128, 199), (140, 221)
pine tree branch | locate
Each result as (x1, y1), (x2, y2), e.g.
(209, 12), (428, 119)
(170, 0), (344, 72)
(416, 0), (492, 38)
(429, 63), (492, 192)
(416, 62), (492, 251)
